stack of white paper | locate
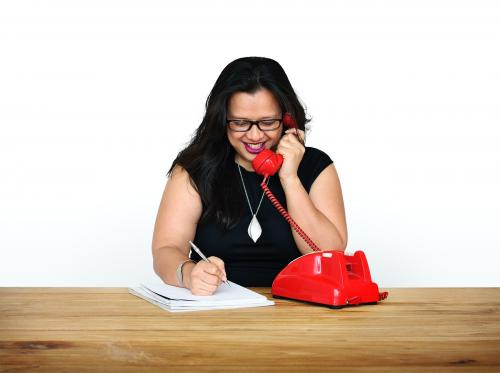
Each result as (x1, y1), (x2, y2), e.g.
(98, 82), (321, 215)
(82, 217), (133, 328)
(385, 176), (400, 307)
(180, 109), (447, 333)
(129, 282), (274, 312)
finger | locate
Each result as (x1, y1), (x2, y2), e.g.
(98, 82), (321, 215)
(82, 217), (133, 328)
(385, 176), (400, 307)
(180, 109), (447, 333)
(277, 140), (298, 150)
(196, 261), (221, 275)
(279, 136), (303, 151)
(284, 128), (305, 137)
(282, 132), (305, 145)
(191, 276), (219, 293)
(207, 256), (227, 281)
(191, 264), (221, 285)
(284, 129), (305, 144)
(198, 282), (219, 293)
(277, 138), (298, 151)
(203, 259), (225, 279)
(285, 128), (305, 135)
(277, 142), (303, 156)
(203, 263), (223, 278)
(200, 272), (222, 286)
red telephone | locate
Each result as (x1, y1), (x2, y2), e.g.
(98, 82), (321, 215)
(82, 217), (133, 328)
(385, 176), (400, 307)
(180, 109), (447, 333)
(251, 113), (388, 308)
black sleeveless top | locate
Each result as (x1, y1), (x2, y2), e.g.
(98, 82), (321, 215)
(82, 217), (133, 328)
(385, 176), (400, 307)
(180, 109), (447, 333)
(192, 147), (333, 286)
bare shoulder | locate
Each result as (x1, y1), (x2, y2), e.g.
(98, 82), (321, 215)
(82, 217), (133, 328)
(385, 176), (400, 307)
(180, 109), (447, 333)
(163, 165), (202, 215)
(152, 165), (203, 253)
(168, 165), (201, 200)
(309, 164), (344, 213)
(310, 164), (341, 192)
(309, 164), (347, 246)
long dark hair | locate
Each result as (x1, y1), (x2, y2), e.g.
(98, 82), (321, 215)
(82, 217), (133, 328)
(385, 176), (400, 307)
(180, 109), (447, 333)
(168, 57), (310, 230)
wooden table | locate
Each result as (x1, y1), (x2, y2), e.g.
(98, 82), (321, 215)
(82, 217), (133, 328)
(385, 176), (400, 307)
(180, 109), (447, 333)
(1, 288), (499, 372)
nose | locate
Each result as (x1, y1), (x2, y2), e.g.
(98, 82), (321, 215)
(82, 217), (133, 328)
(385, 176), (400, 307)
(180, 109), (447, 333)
(246, 123), (265, 141)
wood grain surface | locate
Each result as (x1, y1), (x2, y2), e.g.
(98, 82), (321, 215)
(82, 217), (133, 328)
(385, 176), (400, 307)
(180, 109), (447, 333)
(1, 287), (499, 372)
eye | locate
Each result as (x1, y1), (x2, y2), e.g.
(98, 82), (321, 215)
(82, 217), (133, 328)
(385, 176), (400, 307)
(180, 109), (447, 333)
(260, 120), (277, 126)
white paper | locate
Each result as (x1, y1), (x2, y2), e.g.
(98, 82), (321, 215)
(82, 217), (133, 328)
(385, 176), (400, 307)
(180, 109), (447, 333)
(129, 281), (274, 312)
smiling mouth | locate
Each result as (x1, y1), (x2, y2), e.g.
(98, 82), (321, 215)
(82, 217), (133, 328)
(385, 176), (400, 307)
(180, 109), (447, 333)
(244, 142), (265, 154)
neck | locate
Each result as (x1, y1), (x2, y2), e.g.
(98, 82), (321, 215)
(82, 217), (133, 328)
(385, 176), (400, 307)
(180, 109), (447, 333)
(235, 155), (254, 172)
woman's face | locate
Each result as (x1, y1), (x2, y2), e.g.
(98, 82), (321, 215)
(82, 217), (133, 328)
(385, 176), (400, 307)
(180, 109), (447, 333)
(226, 88), (282, 171)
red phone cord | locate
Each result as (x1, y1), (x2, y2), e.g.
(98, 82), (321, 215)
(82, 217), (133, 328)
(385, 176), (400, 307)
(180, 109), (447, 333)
(260, 177), (321, 252)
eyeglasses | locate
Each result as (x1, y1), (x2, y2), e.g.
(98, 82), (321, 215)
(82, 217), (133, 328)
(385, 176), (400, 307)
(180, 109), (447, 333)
(226, 118), (283, 132)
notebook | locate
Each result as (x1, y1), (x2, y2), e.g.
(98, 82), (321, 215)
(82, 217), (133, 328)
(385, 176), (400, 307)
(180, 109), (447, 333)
(129, 282), (274, 312)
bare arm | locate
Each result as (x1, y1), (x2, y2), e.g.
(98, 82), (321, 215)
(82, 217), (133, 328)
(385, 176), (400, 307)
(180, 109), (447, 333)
(280, 164), (348, 254)
(276, 129), (347, 254)
(152, 166), (226, 295)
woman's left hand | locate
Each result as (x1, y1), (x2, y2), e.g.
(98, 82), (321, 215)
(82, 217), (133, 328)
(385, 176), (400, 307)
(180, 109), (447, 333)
(276, 128), (305, 182)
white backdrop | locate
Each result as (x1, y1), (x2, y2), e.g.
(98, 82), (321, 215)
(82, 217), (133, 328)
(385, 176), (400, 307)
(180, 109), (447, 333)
(1, 1), (499, 287)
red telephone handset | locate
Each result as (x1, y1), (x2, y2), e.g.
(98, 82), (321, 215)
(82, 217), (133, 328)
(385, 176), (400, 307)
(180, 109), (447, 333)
(251, 112), (298, 177)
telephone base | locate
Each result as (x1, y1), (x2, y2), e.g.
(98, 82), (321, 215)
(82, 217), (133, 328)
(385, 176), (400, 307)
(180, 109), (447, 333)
(271, 250), (388, 308)
(272, 294), (343, 309)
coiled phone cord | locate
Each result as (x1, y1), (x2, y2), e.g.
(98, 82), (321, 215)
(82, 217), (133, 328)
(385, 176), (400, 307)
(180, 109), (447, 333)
(260, 176), (321, 252)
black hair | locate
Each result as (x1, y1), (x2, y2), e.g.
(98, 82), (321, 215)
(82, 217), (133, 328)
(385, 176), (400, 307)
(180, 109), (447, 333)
(168, 56), (310, 230)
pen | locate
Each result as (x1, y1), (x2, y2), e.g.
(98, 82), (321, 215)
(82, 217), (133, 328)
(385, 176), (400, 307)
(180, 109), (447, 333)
(188, 240), (231, 287)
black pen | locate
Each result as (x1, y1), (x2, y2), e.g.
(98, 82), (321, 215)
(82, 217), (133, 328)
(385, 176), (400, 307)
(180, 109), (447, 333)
(188, 241), (231, 287)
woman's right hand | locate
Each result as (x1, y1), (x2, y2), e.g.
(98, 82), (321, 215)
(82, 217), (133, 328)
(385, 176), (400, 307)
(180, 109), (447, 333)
(185, 256), (227, 296)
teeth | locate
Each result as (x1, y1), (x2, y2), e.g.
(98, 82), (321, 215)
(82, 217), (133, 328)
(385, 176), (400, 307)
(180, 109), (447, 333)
(247, 143), (263, 149)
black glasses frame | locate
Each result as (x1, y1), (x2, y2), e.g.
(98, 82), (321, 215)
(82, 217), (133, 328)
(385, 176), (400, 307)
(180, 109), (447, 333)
(226, 119), (283, 132)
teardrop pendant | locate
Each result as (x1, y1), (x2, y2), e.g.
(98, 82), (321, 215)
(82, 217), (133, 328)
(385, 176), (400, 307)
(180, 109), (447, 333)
(248, 214), (262, 243)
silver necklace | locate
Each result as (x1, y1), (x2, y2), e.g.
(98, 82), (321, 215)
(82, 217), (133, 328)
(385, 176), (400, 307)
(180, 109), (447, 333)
(237, 164), (268, 243)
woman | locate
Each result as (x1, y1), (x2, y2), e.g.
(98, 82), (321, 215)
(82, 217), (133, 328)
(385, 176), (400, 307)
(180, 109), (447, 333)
(152, 57), (347, 295)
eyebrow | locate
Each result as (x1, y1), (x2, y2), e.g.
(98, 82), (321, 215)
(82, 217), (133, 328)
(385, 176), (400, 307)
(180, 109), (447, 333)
(227, 115), (281, 120)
